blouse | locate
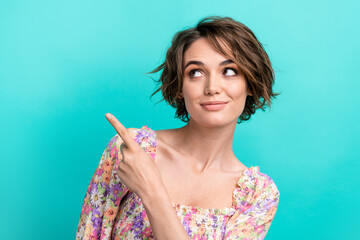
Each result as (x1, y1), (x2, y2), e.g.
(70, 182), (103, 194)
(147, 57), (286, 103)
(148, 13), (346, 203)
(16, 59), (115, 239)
(75, 125), (280, 239)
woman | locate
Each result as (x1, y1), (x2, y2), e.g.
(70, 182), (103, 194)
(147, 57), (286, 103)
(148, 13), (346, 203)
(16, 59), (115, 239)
(76, 16), (281, 239)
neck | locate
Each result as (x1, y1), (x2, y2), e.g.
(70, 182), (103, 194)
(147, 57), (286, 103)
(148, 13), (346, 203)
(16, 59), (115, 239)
(174, 118), (238, 172)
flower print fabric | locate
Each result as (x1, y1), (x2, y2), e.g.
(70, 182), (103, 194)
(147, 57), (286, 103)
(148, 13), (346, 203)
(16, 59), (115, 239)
(75, 125), (280, 240)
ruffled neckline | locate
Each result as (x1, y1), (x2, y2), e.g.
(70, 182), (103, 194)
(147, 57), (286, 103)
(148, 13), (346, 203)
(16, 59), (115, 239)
(138, 125), (260, 214)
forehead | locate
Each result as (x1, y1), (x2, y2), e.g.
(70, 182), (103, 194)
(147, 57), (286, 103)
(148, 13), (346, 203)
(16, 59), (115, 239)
(184, 37), (234, 61)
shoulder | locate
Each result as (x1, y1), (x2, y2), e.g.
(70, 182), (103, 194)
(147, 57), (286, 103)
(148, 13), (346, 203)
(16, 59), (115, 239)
(234, 166), (280, 210)
(226, 167), (280, 236)
(108, 125), (154, 144)
(107, 125), (156, 154)
(256, 168), (280, 199)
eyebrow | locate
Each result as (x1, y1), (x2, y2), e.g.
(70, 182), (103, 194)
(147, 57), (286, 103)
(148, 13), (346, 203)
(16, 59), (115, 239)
(184, 59), (235, 71)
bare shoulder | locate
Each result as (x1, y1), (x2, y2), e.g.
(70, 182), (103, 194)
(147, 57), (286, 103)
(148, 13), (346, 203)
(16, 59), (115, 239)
(154, 128), (183, 152)
(154, 128), (179, 141)
(231, 160), (248, 173)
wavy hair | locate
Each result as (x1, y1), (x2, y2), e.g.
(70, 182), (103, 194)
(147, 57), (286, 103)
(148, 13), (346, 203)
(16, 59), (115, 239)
(147, 15), (281, 123)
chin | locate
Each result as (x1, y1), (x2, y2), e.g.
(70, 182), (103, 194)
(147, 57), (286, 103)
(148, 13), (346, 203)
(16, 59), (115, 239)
(191, 115), (235, 127)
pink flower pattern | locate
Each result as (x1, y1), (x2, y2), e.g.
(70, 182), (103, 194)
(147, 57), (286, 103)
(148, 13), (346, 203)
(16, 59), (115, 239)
(76, 125), (280, 239)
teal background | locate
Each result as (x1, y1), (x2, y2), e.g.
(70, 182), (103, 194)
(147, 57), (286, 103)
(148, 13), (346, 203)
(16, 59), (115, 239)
(1, 0), (359, 239)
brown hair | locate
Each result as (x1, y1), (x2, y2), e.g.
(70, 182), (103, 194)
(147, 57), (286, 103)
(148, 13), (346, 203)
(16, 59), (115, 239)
(147, 15), (281, 123)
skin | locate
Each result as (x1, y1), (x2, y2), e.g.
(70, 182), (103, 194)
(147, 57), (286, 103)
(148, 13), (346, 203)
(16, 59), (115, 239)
(105, 37), (253, 239)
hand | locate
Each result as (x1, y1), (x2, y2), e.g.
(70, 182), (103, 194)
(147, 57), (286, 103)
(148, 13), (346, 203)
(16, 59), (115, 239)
(105, 113), (165, 200)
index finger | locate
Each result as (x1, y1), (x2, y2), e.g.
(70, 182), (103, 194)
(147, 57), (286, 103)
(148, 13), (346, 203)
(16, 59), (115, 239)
(105, 113), (137, 149)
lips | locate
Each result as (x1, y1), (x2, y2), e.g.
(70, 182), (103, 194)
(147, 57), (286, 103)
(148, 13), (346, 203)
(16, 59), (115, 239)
(200, 101), (228, 105)
(200, 101), (228, 110)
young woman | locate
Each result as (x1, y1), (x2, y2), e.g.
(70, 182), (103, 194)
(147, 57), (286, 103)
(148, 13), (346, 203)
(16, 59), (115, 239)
(76, 16), (281, 240)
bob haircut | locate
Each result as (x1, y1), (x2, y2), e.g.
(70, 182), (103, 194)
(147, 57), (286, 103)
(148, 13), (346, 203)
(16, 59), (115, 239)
(147, 15), (281, 123)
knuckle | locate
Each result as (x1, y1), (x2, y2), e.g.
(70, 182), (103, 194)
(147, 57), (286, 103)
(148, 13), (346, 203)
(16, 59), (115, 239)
(118, 160), (125, 169)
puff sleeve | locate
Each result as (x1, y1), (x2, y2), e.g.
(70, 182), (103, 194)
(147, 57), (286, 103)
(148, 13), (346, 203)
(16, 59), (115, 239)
(224, 172), (280, 240)
(75, 131), (131, 240)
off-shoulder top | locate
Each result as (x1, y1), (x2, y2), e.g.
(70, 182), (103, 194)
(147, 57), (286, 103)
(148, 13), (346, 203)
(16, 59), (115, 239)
(75, 125), (280, 239)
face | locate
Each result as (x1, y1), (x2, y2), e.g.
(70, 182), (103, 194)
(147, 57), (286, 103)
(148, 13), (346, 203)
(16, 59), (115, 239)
(180, 37), (252, 127)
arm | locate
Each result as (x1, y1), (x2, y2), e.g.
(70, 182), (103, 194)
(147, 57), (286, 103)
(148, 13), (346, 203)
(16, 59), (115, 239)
(140, 186), (191, 240)
(224, 176), (280, 239)
(104, 115), (190, 239)
(75, 134), (130, 240)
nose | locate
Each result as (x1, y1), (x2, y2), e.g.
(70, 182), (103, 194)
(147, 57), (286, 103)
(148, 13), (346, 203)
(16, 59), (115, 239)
(204, 74), (222, 95)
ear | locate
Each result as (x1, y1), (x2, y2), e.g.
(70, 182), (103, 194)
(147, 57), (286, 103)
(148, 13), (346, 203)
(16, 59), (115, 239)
(247, 87), (252, 96)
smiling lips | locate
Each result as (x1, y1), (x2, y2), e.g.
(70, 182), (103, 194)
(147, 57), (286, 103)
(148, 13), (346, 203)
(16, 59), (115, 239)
(200, 101), (228, 110)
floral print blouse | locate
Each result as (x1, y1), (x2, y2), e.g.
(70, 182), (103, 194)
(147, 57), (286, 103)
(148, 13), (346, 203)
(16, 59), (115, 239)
(76, 125), (280, 239)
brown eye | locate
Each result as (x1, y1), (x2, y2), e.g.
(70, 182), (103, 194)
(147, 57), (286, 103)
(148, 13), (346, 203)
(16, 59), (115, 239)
(224, 68), (238, 76)
(189, 69), (203, 78)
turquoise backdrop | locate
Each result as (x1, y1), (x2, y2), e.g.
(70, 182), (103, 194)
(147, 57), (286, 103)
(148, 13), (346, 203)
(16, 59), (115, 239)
(1, 0), (359, 239)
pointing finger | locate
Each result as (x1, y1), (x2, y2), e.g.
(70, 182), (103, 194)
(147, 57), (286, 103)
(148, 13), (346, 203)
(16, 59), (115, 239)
(105, 113), (137, 149)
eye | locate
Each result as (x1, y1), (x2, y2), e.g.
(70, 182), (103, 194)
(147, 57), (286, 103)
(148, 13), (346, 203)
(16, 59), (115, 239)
(188, 69), (203, 78)
(223, 68), (238, 76)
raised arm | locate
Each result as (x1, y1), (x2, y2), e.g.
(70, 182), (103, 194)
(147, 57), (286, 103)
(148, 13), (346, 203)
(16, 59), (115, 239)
(75, 133), (130, 239)
(104, 113), (191, 239)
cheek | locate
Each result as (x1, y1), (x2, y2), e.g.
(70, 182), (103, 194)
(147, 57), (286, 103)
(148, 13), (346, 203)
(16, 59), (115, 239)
(182, 83), (201, 102)
(181, 88), (202, 115)
(227, 83), (249, 113)
(228, 82), (248, 99)
(182, 92), (196, 109)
